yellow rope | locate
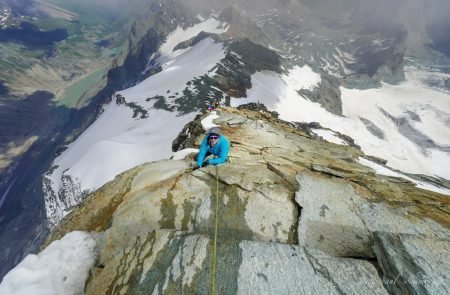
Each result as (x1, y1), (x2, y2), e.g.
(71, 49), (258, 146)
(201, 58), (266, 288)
(210, 166), (219, 295)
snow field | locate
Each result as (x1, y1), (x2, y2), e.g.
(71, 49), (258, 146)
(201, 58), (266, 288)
(231, 65), (450, 183)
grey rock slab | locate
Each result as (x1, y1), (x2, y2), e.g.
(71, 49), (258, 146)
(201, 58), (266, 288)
(195, 165), (298, 244)
(237, 240), (387, 294)
(295, 172), (373, 257)
(130, 160), (189, 194)
(86, 230), (211, 295)
(100, 162), (299, 261)
(295, 172), (450, 258)
(99, 173), (211, 262)
(203, 162), (285, 191)
(357, 199), (450, 241)
(374, 232), (450, 295)
(88, 230), (387, 295)
(213, 111), (246, 125)
(238, 187), (297, 243)
(228, 116), (248, 126)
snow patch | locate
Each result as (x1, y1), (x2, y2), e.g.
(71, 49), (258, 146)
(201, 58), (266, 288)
(201, 111), (219, 130)
(172, 148), (199, 160)
(158, 18), (228, 66)
(231, 66), (450, 182)
(410, 106), (450, 146)
(230, 65), (327, 123)
(0, 232), (97, 295)
(358, 158), (450, 195)
(311, 129), (347, 145)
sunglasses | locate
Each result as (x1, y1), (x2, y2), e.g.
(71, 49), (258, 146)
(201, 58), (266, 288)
(209, 135), (219, 139)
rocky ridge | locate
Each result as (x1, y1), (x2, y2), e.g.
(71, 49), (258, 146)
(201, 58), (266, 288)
(45, 106), (449, 294)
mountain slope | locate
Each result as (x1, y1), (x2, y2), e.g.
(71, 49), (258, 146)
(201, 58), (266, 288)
(35, 106), (450, 294)
(43, 2), (450, 228)
(43, 18), (230, 226)
(2, 0), (450, 283)
(0, 0), (179, 279)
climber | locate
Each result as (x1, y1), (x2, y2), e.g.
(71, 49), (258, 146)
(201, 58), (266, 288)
(207, 101), (214, 111)
(212, 99), (219, 110)
(194, 127), (229, 168)
(214, 98), (221, 109)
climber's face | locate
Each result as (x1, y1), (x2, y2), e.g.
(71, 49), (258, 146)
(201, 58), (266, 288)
(209, 134), (219, 146)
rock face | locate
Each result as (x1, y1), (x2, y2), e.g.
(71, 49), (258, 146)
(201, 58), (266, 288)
(86, 230), (387, 294)
(45, 107), (449, 294)
(296, 172), (449, 258)
(298, 72), (343, 116)
(374, 233), (450, 294)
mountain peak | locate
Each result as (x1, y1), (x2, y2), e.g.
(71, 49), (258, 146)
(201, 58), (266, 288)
(43, 105), (449, 294)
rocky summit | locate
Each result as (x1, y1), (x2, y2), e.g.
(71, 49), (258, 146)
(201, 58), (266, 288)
(45, 106), (449, 294)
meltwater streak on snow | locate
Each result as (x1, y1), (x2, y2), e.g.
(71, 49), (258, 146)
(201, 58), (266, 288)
(231, 66), (450, 184)
(0, 232), (96, 295)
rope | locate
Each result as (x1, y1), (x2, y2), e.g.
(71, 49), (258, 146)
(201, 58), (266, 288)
(210, 165), (219, 295)
(256, 101), (259, 130)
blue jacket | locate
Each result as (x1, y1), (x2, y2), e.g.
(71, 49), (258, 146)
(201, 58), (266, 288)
(197, 134), (229, 167)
